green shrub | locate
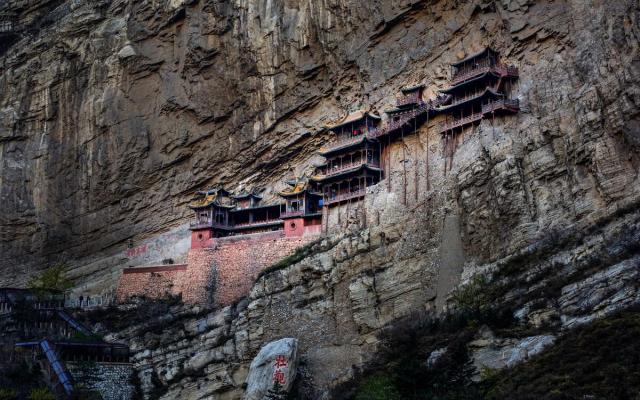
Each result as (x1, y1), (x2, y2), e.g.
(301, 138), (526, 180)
(450, 275), (491, 313)
(28, 264), (73, 294)
(354, 374), (402, 400)
(257, 239), (323, 279)
(0, 388), (17, 400)
(483, 307), (640, 400)
(28, 388), (56, 400)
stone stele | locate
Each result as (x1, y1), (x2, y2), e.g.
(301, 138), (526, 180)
(244, 338), (299, 400)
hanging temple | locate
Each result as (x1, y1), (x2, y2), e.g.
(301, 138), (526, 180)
(188, 47), (520, 245)
(112, 47), (520, 307)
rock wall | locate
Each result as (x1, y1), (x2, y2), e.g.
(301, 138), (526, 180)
(2, 0), (638, 292)
(67, 362), (135, 400)
(2, 0), (640, 398)
(108, 199), (640, 399)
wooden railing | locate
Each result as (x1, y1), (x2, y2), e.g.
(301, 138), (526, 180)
(396, 93), (420, 107)
(325, 188), (367, 205)
(367, 104), (427, 139)
(368, 94), (451, 139)
(320, 134), (366, 154)
(280, 210), (305, 218)
(437, 98), (519, 133)
(444, 90), (488, 109)
(482, 98), (520, 113)
(234, 219), (282, 228)
(451, 64), (519, 86)
(319, 160), (380, 178)
(190, 219), (229, 229)
(438, 112), (483, 133)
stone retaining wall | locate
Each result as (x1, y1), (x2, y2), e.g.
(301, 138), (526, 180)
(67, 362), (134, 400)
(214, 234), (315, 306)
(183, 231), (316, 306)
(115, 265), (187, 302)
(116, 232), (317, 306)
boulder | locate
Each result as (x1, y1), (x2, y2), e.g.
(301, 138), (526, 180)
(244, 338), (298, 400)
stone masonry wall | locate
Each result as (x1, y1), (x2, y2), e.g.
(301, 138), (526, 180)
(214, 233), (316, 306)
(115, 265), (187, 303)
(182, 231), (317, 306)
(116, 233), (317, 306)
(67, 362), (134, 400)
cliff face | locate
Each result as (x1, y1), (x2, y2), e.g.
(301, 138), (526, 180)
(2, 0), (640, 397)
(3, 0), (634, 285)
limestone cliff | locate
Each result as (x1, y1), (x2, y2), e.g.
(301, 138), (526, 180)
(3, 0), (634, 287)
(1, 0), (640, 398)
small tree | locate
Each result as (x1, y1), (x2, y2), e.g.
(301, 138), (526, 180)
(28, 264), (73, 294)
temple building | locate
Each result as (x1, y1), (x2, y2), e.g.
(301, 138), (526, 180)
(437, 47), (519, 135)
(189, 188), (284, 247)
(229, 191), (283, 235)
(0, 11), (17, 34)
(370, 84), (451, 144)
(312, 111), (383, 206)
(279, 177), (323, 237)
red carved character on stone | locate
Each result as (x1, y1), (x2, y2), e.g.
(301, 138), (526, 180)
(274, 355), (288, 368)
(273, 370), (286, 385)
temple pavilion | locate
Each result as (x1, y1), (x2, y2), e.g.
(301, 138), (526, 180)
(189, 188), (284, 244)
(278, 177), (323, 236)
(312, 111), (383, 206)
(437, 47), (519, 135)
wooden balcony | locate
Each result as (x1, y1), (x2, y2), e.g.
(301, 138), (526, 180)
(233, 219), (283, 229)
(320, 134), (366, 154)
(438, 99), (519, 134)
(325, 188), (367, 205)
(280, 210), (305, 218)
(396, 93), (421, 107)
(318, 160), (380, 179)
(438, 112), (483, 133)
(369, 95), (451, 140)
(190, 220), (230, 230)
(482, 98), (520, 114)
(368, 104), (428, 139)
(451, 64), (519, 86)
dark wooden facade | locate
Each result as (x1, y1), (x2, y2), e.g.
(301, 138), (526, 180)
(314, 111), (383, 206)
(189, 188), (284, 238)
(437, 47), (519, 135)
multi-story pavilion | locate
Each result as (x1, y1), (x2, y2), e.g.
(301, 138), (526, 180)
(279, 177), (323, 236)
(313, 111), (383, 206)
(437, 47), (520, 135)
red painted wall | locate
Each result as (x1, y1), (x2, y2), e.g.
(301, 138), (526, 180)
(191, 229), (214, 249)
(284, 218), (305, 237)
